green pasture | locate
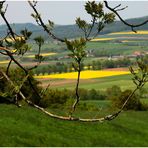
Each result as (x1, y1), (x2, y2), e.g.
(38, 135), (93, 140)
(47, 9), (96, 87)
(0, 104), (148, 147)
(86, 40), (148, 55)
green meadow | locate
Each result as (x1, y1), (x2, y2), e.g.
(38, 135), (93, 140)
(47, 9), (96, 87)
(0, 104), (148, 147)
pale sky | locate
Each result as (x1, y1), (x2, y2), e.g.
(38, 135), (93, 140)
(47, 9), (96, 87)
(0, 1), (148, 25)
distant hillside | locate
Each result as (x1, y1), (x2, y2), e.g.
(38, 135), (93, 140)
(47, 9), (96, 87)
(0, 16), (148, 40)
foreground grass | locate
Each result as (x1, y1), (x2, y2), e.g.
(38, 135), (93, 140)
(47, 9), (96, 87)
(0, 104), (148, 147)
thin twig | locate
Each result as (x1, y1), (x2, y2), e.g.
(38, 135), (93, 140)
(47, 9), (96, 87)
(28, 1), (65, 42)
(104, 1), (148, 31)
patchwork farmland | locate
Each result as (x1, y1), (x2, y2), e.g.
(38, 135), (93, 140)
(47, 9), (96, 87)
(0, 8), (148, 146)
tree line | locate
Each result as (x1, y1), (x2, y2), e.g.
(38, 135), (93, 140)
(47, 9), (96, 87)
(33, 57), (133, 75)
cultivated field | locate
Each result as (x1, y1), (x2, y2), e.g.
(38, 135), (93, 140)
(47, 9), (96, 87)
(0, 30), (148, 147)
(1, 30), (148, 66)
(25, 52), (57, 58)
(109, 30), (148, 35)
(35, 69), (130, 79)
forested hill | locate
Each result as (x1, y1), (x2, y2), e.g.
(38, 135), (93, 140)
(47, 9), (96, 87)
(0, 16), (148, 40)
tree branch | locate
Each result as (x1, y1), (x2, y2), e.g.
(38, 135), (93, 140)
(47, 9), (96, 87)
(28, 1), (65, 42)
(70, 63), (81, 117)
(6, 59), (12, 75)
(104, 1), (148, 32)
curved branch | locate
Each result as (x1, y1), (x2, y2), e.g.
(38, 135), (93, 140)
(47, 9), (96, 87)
(1, 12), (16, 40)
(1, 69), (141, 122)
(104, 1), (148, 32)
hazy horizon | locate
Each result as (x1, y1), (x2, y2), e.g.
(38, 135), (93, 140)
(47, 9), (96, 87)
(0, 1), (148, 25)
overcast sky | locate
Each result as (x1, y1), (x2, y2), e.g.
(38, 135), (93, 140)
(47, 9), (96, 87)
(0, 1), (148, 25)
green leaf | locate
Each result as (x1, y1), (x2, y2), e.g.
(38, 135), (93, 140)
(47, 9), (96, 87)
(47, 20), (54, 30)
(20, 28), (32, 39)
(76, 17), (88, 29)
(34, 36), (44, 46)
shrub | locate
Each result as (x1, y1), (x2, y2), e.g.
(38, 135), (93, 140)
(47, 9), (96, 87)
(79, 88), (106, 100)
(106, 85), (122, 99)
(0, 67), (42, 105)
(39, 89), (71, 108)
(39, 88), (107, 108)
(111, 89), (144, 111)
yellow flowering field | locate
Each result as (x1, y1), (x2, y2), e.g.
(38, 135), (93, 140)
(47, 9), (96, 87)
(35, 70), (130, 79)
(26, 52), (56, 58)
(91, 38), (115, 42)
(121, 40), (139, 43)
(109, 30), (148, 35)
(0, 60), (10, 64)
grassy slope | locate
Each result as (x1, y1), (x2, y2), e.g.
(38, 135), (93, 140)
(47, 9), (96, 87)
(0, 104), (148, 147)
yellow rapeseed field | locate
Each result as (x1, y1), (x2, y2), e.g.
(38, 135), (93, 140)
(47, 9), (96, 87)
(26, 53), (56, 58)
(91, 38), (115, 42)
(109, 30), (148, 35)
(122, 40), (139, 43)
(0, 60), (10, 64)
(35, 70), (130, 79)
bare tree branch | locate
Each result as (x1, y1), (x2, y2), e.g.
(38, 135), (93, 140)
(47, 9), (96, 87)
(116, 6), (128, 12)
(0, 9), (16, 40)
(28, 1), (65, 42)
(104, 1), (148, 32)
(2, 69), (145, 122)
(6, 59), (12, 75)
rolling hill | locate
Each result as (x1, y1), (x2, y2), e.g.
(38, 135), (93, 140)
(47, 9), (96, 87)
(0, 16), (148, 40)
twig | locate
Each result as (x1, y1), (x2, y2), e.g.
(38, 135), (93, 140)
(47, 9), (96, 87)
(28, 1), (65, 42)
(104, 1), (148, 32)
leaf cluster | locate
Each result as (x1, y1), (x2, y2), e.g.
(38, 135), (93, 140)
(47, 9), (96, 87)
(34, 36), (44, 47)
(4, 29), (32, 55)
(65, 38), (87, 64)
(0, 1), (5, 14)
(76, 1), (115, 38)
(35, 54), (44, 62)
(34, 36), (45, 62)
(5, 38), (31, 55)
(31, 13), (54, 31)
(129, 58), (148, 88)
(31, 13), (41, 24)
(20, 28), (32, 40)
